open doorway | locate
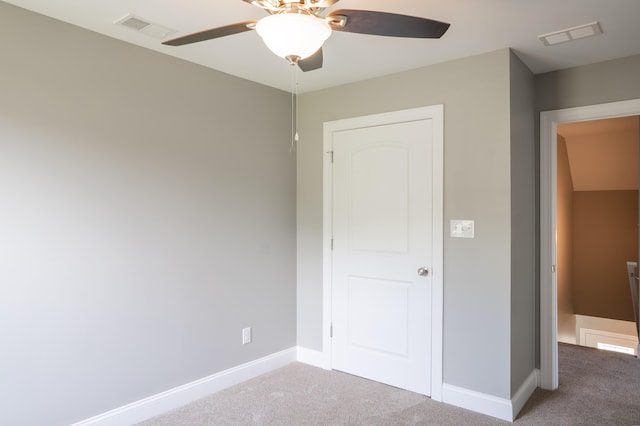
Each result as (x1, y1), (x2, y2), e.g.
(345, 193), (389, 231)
(540, 98), (640, 390)
(556, 117), (639, 355)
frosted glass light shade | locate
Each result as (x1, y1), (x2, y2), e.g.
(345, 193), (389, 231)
(256, 13), (331, 60)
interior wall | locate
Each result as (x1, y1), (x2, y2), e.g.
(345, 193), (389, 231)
(572, 190), (638, 321)
(298, 49), (514, 399)
(556, 136), (577, 343)
(536, 54), (640, 112)
(509, 52), (536, 395)
(0, 4), (295, 426)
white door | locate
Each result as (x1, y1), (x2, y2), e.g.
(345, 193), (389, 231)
(331, 118), (434, 395)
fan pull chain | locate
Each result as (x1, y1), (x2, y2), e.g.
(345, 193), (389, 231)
(295, 70), (299, 143)
(290, 63), (299, 153)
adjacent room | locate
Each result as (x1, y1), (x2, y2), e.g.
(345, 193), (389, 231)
(1, 1), (640, 425)
(556, 116), (640, 355)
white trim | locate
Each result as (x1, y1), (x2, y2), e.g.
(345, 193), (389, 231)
(540, 98), (640, 390)
(442, 384), (513, 422)
(322, 105), (445, 400)
(431, 104), (445, 402)
(321, 120), (334, 371)
(511, 369), (539, 420)
(71, 348), (297, 426)
(580, 327), (639, 347)
(296, 346), (326, 369)
(540, 110), (558, 390)
(442, 369), (538, 422)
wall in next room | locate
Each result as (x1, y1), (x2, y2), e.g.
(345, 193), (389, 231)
(572, 190), (638, 321)
(557, 136), (577, 343)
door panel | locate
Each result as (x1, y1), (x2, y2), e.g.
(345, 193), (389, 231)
(349, 145), (409, 253)
(348, 276), (410, 356)
(331, 119), (433, 395)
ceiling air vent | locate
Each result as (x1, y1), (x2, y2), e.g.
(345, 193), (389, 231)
(115, 13), (177, 39)
(538, 21), (603, 46)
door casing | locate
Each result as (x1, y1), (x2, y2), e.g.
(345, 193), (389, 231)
(322, 105), (444, 401)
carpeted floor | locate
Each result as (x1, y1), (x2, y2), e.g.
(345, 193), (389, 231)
(516, 343), (640, 425)
(138, 343), (640, 425)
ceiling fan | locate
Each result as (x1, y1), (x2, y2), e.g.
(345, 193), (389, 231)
(162, 0), (450, 72)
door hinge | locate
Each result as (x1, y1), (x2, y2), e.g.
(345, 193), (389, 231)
(330, 238), (333, 250)
(330, 323), (333, 338)
(551, 265), (556, 273)
(326, 150), (334, 163)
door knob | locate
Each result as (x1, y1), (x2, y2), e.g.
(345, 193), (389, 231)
(417, 267), (429, 277)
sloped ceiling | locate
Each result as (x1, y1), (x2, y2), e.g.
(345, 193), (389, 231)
(558, 116), (639, 191)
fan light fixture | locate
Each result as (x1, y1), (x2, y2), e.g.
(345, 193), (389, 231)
(163, 3), (451, 72)
(255, 13), (331, 62)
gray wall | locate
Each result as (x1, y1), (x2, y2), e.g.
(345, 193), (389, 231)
(536, 54), (640, 111)
(0, 3), (295, 425)
(297, 49), (517, 398)
(509, 52), (536, 395)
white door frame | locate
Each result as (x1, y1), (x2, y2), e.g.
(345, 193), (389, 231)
(540, 98), (640, 390)
(322, 105), (444, 401)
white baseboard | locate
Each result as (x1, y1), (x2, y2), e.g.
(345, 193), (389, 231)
(71, 347), (297, 426)
(442, 383), (513, 422)
(296, 346), (327, 369)
(73, 346), (539, 425)
(442, 369), (539, 422)
(511, 369), (539, 420)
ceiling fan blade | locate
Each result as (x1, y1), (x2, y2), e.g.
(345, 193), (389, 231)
(298, 48), (323, 72)
(328, 9), (450, 38)
(162, 21), (257, 46)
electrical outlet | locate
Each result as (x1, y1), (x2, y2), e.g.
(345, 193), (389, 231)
(242, 327), (251, 345)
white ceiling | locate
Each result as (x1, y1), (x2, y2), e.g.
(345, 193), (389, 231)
(3, 0), (640, 93)
(559, 116), (639, 191)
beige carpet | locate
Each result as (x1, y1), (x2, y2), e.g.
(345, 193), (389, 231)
(138, 343), (640, 425)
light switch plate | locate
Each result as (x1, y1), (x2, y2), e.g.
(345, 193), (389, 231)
(450, 220), (474, 238)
